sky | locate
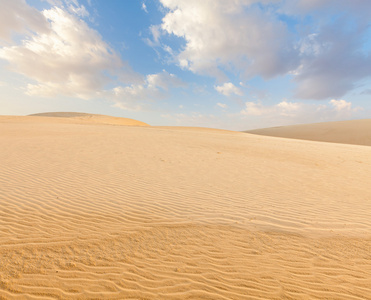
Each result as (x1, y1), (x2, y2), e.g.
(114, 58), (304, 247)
(0, 0), (370, 130)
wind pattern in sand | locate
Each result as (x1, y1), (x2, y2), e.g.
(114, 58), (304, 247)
(1, 115), (371, 299)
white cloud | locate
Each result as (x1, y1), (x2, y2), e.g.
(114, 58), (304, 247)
(67, 3), (89, 18)
(43, 0), (90, 18)
(329, 99), (357, 112)
(282, 1), (371, 99)
(0, 0), (50, 43)
(147, 69), (186, 90)
(241, 102), (267, 116)
(145, 25), (163, 48)
(217, 103), (228, 109)
(142, 3), (148, 13)
(0, 2), (186, 112)
(110, 70), (186, 111)
(157, 0), (299, 80)
(293, 20), (371, 100)
(161, 98), (366, 131)
(240, 99), (363, 128)
(215, 82), (243, 96)
(111, 85), (149, 111)
(241, 100), (301, 117)
(0, 7), (141, 100)
(276, 101), (300, 112)
(154, 0), (371, 100)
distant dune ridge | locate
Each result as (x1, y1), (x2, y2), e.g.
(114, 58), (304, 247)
(1, 114), (371, 299)
(28, 111), (150, 126)
(245, 119), (371, 146)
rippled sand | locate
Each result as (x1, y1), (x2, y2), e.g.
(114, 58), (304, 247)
(1, 115), (371, 299)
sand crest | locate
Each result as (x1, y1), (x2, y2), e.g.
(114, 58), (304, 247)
(28, 112), (150, 126)
(1, 115), (371, 299)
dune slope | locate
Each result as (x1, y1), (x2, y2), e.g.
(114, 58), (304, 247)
(245, 119), (371, 146)
(28, 112), (150, 126)
(0, 116), (371, 299)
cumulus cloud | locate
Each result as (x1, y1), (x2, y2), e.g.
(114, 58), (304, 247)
(157, 0), (299, 80)
(0, 6), (141, 100)
(215, 82), (243, 96)
(241, 100), (301, 117)
(286, 1), (371, 100)
(147, 69), (186, 90)
(0, 1), (187, 112)
(241, 102), (267, 116)
(329, 99), (360, 112)
(0, 0), (50, 43)
(276, 101), (300, 112)
(154, 0), (371, 100)
(161, 98), (365, 131)
(110, 70), (186, 110)
(240, 99), (362, 127)
(293, 17), (371, 99)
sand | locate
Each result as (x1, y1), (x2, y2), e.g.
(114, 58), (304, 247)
(28, 112), (150, 127)
(0, 115), (371, 299)
(245, 119), (371, 146)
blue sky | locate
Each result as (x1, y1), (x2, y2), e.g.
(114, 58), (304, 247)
(0, 0), (370, 130)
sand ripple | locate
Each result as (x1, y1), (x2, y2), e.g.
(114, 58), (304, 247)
(1, 116), (371, 299)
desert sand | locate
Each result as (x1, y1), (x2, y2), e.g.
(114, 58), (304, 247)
(0, 114), (371, 299)
(246, 119), (371, 146)
(28, 112), (150, 127)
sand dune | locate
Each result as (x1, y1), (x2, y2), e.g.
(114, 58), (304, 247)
(28, 112), (150, 126)
(245, 119), (371, 146)
(1, 115), (371, 299)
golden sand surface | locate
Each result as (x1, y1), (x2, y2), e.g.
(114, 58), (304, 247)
(28, 112), (150, 127)
(0, 115), (371, 299)
(246, 119), (371, 146)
